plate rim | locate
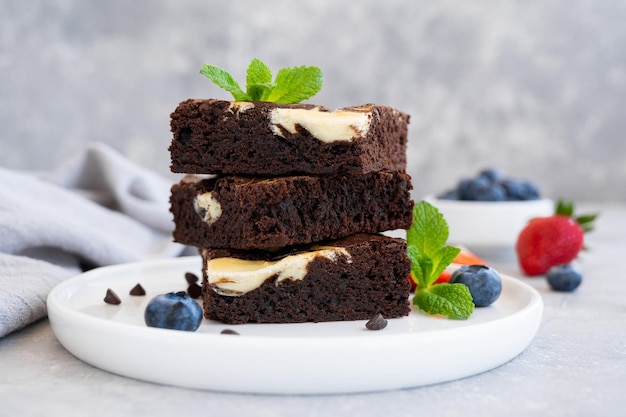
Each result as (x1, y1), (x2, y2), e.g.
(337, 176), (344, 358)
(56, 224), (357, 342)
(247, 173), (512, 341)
(47, 256), (544, 393)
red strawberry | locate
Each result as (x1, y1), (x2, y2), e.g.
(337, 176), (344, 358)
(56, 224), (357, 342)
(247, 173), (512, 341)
(516, 200), (597, 276)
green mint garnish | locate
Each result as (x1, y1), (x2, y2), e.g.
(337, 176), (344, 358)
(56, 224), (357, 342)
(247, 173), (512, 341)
(199, 58), (323, 104)
(199, 64), (248, 101)
(413, 283), (474, 319)
(407, 201), (474, 319)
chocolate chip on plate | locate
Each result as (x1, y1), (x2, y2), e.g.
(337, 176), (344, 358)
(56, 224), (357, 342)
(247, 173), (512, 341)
(365, 313), (388, 330)
(129, 283), (146, 296)
(185, 272), (200, 284)
(220, 329), (240, 336)
(187, 282), (202, 299)
(104, 288), (121, 305)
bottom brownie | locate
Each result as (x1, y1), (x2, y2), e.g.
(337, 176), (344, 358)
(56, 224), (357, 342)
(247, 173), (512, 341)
(200, 233), (411, 324)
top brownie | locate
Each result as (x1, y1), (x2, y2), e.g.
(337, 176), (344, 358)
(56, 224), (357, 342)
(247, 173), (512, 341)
(169, 99), (409, 176)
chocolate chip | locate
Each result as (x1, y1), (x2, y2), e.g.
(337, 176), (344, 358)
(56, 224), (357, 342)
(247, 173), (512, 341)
(104, 288), (121, 305)
(178, 127), (192, 144)
(185, 272), (199, 284)
(129, 283), (146, 296)
(220, 329), (239, 335)
(187, 282), (202, 299)
(365, 313), (387, 330)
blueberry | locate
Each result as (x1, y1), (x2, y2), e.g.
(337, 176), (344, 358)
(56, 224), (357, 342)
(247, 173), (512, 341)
(473, 182), (506, 201)
(501, 179), (540, 200)
(456, 178), (475, 200)
(478, 168), (504, 183)
(447, 169), (541, 202)
(546, 265), (582, 292)
(500, 179), (525, 200)
(144, 291), (203, 331)
(520, 180), (540, 200)
(460, 176), (491, 200)
(451, 265), (502, 307)
(437, 189), (459, 200)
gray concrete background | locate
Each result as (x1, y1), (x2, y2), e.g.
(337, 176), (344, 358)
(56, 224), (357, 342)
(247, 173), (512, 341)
(1, 0), (625, 201)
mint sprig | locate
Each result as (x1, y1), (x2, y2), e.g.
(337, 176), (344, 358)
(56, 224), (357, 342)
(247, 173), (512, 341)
(414, 284), (474, 319)
(199, 58), (323, 104)
(407, 201), (474, 319)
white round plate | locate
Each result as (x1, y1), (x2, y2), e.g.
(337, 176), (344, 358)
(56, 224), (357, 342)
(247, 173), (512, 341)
(47, 256), (543, 394)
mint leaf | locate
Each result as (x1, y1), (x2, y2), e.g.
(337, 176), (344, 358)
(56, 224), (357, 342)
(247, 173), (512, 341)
(418, 253), (434, 287)
(266, 65), (323, 104)
(427, 245), (461, 287)
(246, 59), (273, 101)
(414, 284), (474, 320)
(246, 58), (273, 88)
(408, 246), (431, 289)
(199, 64), (249, 101)
(406, 201), (459, 288)
(407, 201), (449, 255)
(406, 200), (474, 319)
(247, 83), (274, 102)
(200, 59), (323, 104)
(407, 246), (424, 288)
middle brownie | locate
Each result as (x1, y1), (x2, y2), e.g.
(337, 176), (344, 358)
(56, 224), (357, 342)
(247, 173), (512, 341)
(170, 171), (414, 250)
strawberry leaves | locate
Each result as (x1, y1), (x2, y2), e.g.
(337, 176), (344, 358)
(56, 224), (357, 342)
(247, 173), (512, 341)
(577, 214), (597, 233)
(555, 199), (598, 233)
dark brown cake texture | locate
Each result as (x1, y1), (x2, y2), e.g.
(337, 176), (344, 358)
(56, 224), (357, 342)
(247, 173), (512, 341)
(170, 171), (414, 250)
(169, 99), (409, 176)
(200, 234), (412, 324)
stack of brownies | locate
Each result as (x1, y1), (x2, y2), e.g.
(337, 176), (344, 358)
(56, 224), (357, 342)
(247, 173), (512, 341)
(168, 99), (414, 324)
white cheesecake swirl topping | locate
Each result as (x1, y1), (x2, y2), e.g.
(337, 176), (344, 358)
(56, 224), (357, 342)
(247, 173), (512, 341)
(205, 246), (351, 296)
(193, 192), (222, 224)
(227, 101), (255, 115)
(269, 107), (372, 143)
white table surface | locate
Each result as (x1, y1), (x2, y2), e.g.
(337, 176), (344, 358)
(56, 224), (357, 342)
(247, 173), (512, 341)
(1, 203), (624, 417)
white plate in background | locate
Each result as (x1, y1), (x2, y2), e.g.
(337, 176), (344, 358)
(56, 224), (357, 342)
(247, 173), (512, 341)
(424, 196), (553, 248)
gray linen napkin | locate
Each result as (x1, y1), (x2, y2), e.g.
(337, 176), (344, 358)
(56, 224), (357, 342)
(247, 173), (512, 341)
(0, 143), (185, 337)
